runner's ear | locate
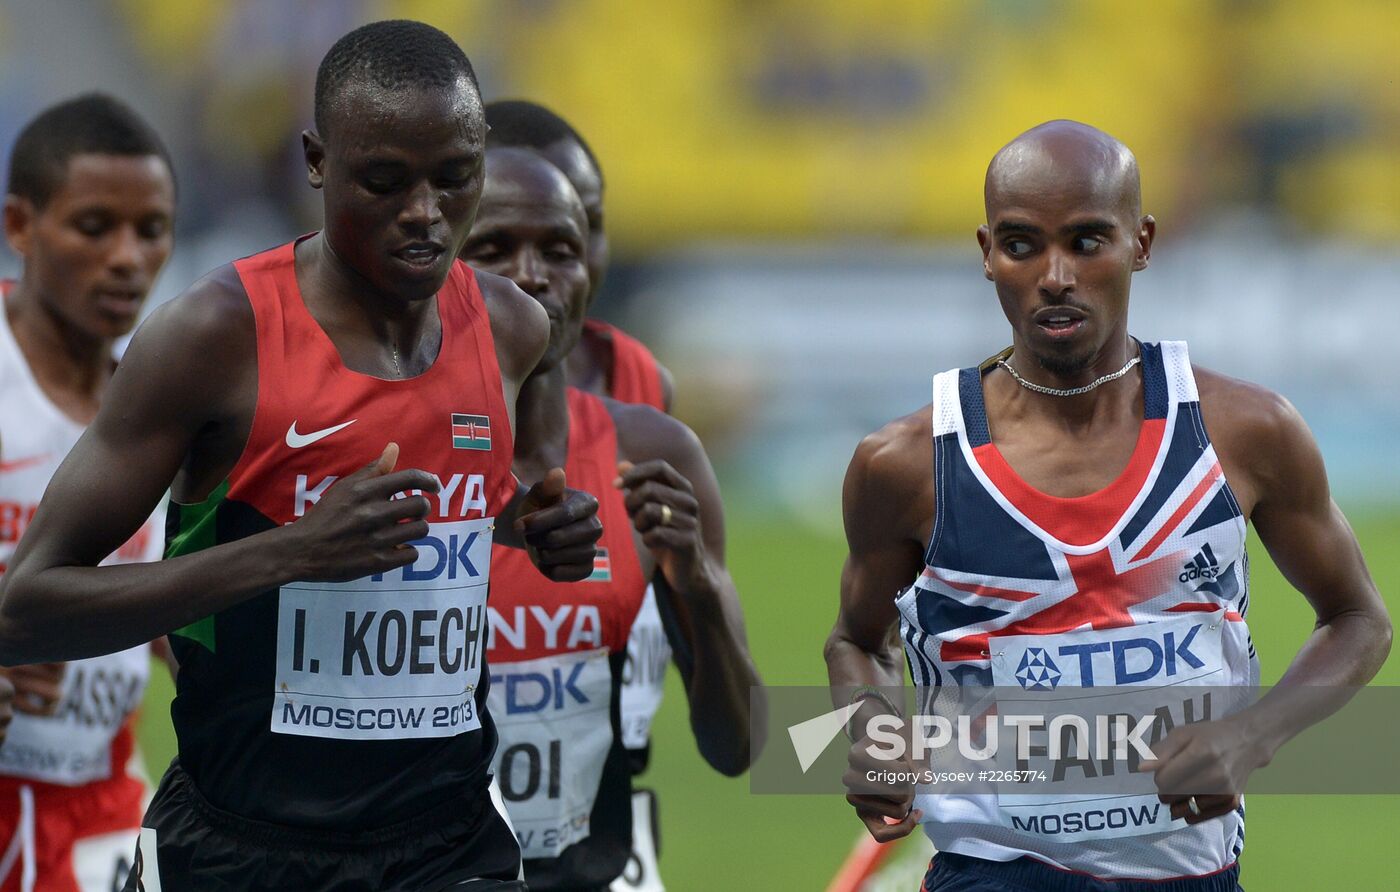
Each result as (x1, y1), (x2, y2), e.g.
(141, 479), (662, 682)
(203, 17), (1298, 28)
(303, 130), (326, 190)
(2, 195), (36, 257)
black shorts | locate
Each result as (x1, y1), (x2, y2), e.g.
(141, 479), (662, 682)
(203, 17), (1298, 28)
(923, 852), (1242, 892)
(123, 762), (524, 891)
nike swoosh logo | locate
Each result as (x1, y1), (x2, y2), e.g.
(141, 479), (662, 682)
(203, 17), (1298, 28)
(0, 453), (51, 473)
(285, 419), (357, 448)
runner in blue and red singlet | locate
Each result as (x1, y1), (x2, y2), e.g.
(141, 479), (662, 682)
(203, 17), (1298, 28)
(827, 120), (1390, 892)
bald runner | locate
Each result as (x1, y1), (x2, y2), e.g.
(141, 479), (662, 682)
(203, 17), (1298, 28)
(827, 120), (1389, 891)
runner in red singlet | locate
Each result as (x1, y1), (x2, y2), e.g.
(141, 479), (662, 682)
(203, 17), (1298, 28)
(462, 148), (764, 891)
(483, 100), (750, 892)
(0, 95), (174, 892)
(578, 319), (666, 412)
(483, 101), (672, 413)
(0, 22), (601, 891)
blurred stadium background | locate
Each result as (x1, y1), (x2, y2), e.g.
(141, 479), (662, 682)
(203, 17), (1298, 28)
(2, 1), (1396, 888)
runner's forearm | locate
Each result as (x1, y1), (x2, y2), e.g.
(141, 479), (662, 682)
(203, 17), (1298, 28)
(824, 623), (907, 739)
(824, 620), (905, 698)
(656, 571), (764, 775)
(0, 524), (307, 663)
(1239, 608), (1392, 759)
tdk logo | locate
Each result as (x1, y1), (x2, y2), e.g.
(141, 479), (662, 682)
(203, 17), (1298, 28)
(1024, 625), (1206, 687)
(1179, 544), (1220, 583)
(372, 526), (484, 583)
(490, 663), (588, 714)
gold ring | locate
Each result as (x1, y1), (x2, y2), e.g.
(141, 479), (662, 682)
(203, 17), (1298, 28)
(660, 504), (673, 526)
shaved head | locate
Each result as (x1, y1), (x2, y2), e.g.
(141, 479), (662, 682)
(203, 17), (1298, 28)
(483, 147), (583, 216)
(976, 120), (1155, 382)
(986, 120), (1141, 222)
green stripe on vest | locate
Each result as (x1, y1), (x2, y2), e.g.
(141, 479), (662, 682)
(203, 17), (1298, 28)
(166, 478), (230, 653)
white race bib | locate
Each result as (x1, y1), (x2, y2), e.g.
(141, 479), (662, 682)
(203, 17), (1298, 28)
(272, 518), (492, 740)
(489, 648), (614, 859)
(0, 645), (149, 785)
(990, 615), (1227, 842)
(620, 584), (669, 750)
(0, 502), (160, 786)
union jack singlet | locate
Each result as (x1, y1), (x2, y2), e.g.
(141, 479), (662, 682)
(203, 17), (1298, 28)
(898, 341), (1258, 880)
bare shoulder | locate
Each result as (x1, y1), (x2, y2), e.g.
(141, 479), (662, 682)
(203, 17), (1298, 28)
(475, 266), (541, 322)
(606, 396), (703, 469)
(474, 267), (548, 381)
(122, 263), (254, 387)
(848, 405), (933, 496)
(86, 263), (257, 475)
(844, 405), (933, 545)
(1195, 364), (1308, 453)
(1195, 364), (1319, 513)
(656, 360), (677, 413)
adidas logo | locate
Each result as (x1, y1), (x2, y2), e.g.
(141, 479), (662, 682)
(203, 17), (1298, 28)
(1179, 543), (1221, 584)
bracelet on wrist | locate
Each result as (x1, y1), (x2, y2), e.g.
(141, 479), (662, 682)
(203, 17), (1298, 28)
(846, 685), (902, 741)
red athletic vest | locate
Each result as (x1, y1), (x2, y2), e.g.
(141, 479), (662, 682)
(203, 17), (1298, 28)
(165, 241), (517, 830)
(487, 388), (646, 889)
(584, 319), (665, 411)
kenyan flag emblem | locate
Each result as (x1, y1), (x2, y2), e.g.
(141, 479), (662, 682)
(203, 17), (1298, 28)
(451, 414), (491, 450)
(587, 548), (612, 582)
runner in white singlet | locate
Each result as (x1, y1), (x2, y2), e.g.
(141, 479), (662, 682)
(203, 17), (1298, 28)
(0, 94), (174, 892)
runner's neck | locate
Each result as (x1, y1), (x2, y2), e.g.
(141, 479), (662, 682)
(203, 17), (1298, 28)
(4, 282), (114, 422)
